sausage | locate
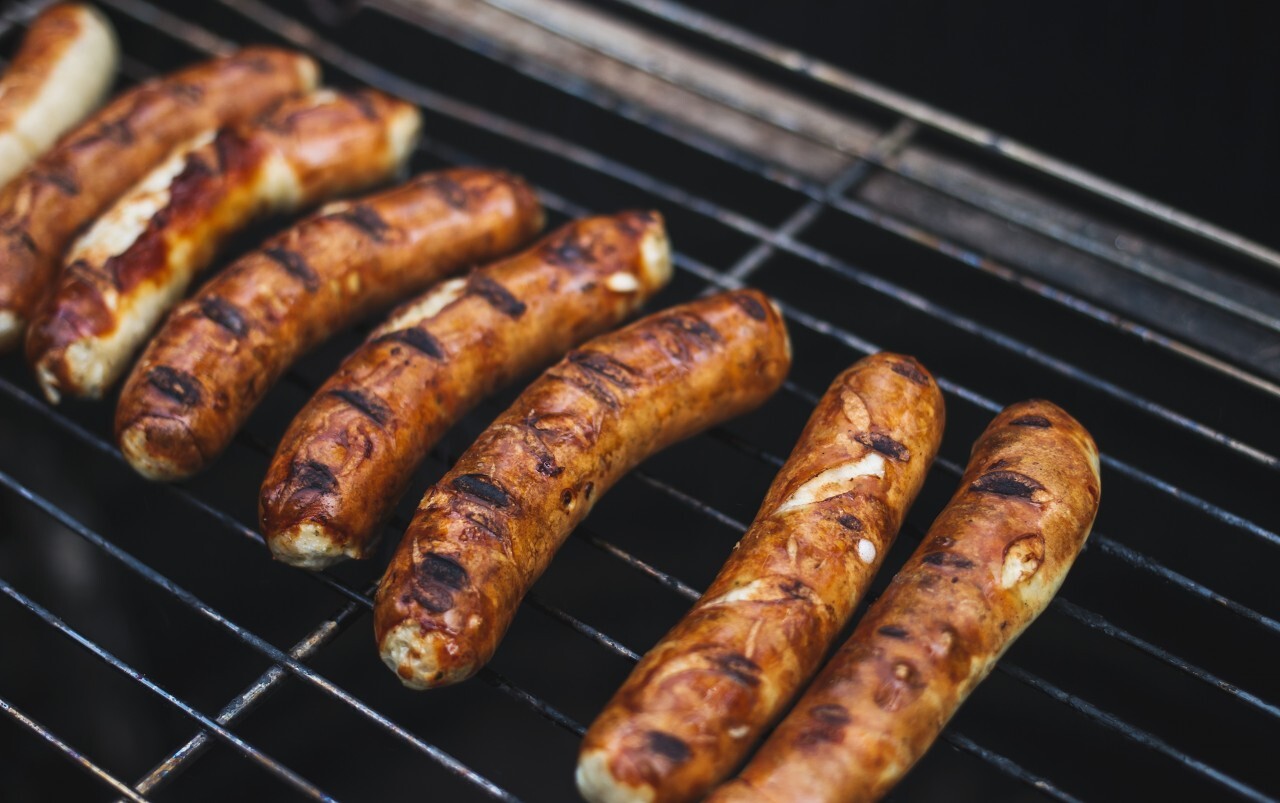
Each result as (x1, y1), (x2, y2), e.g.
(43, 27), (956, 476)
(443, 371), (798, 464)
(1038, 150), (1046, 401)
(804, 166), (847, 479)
(0, 46), (318, 350)
(0, 4), (118, 187)
(27, 88), (422, 402)
(707, 399), (1101, 803)
(374, 289), (792, 690)
(260, 211), (673, 570)
(577, 353), (946, 803)
(115, 168), (543, 482)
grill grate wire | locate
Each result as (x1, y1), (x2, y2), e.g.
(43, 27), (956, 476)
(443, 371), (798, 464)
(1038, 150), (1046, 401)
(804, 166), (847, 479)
(0, 0), (1276, 801)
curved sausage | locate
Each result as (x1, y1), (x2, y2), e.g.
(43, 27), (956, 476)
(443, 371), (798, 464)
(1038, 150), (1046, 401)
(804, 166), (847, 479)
(260, 211), (673, 570)
(374, 290), (792, 690)
(577, 353), (946, 803)
(0, 46), (318, 350)
(0, 3), (118, 187)
(27, 88), (421, 402)
(115, 168), (543, 481)
(707, 399), (1101, 803)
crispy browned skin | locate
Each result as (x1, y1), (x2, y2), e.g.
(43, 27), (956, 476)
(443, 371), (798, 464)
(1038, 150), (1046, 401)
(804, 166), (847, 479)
(0, 46), (318, 350)
(576, 353), (945, 803)
(26, 88), (421, 402)
(260, 211), (673, 570)
(708, 400), (1101, 803)
(374, 290), (792, 690)
(114, 169), (543, 481)
(0, 4), (117, 187)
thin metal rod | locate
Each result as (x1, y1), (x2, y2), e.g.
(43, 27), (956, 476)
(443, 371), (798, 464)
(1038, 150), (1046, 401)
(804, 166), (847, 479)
(999, 664), (1271, 802)
(373, 0), (1280, 402)
(0, 469), (520, 803)
(605, 0), (1280, 274)
(0, 580), (334, 801)
(0, 694), (152, 803)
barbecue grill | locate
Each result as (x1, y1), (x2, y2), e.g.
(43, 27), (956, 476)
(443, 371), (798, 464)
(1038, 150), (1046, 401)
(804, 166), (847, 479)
(2, 0), (1277, 800)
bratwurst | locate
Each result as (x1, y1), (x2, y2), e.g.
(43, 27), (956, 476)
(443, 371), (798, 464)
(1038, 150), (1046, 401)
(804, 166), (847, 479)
(374, 290), (792, 689)
(261, 211), (672, 570)
(115, 169), (542, 481)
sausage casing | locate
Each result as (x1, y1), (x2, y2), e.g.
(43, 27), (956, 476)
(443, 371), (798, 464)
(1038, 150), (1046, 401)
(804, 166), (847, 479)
(708, 399), (1101, 803)
(260, 211), (673, 570)
(0, 3), (118, 187)
(577, 353), (945, 803)
(115, 168), (543, 481)
(374, 290), (792, 689)
(27, 88), (421, 401)
(0, 46), (317, 349)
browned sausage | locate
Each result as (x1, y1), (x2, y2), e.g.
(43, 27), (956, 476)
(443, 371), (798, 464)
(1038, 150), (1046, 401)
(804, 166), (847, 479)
(26, 88), (421, 402)
(0, 46), (318, 350)
(374, 290), (792, 689)
(707, 399), (1101, 803)
(576, 353), (946, 803)
(0, 4), (118, 187)
(260, 211), (673, 570)
(114, 169), (543, 482)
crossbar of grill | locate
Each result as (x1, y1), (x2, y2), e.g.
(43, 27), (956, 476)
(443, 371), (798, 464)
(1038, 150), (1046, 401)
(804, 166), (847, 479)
(1, 0), (1275, 801)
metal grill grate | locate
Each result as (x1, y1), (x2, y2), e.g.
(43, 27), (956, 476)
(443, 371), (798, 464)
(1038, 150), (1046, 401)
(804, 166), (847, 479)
(1, 0), (1277, 800)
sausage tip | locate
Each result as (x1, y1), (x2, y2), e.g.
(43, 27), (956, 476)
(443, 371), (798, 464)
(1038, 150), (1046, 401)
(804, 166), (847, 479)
(267, 522), (354, 570)
(576, 750), (653, 803)
(117, 414), (203, 482)
(378, 620), (475, 690)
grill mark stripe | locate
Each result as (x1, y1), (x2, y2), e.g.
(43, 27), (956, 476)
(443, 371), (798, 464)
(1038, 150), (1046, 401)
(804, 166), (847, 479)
(468, 274), (526, 318)
(376, 327), (444, 360)
(332, 205), (390, 241)
(264, 247), (319, 291)
(198, 297), (248, 337)
(328, 388), (391, 426)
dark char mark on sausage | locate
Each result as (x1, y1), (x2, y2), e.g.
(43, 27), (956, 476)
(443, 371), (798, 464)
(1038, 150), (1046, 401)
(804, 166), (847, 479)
(878, 625), (910, 639)
(467, 273), (526, 318)
(422, 174), (469, 210)
(328, 388), (391, 426)
(451, 474), (511, 508)
(855, 431), (911, 462)
(970, 470), (1044, 499)
(921, 552), (976, 569)
(198, 297), (248, 337)
(837, 513), (864, 531)
(332, 204), (390, 241)
(731, 291), (767, 321)
(890, 359), (929, 385)
(375, 327), (444, 360)
(1011, 414), (1052, 428)
(715, 653), (762, 687)
(265, 247), (319, 292)
(647, 731), (692, 764)
(147, 366), (201, 406)
(410, 553), (470, 613)
(290, 459), (339, 495)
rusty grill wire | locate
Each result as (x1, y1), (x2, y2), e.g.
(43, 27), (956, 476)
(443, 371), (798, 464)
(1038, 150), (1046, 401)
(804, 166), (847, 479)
(0, 0), (1277, 801)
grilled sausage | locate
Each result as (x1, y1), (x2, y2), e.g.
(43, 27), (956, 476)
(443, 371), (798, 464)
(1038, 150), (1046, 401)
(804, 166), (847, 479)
(374, 290), (792, 690)
(707, 399), (1101, 803)
(28, 88), (421, 402)
(115, 169), (543, 481)
(0, 4), (118, 187)
(577, 352), (946, 803)
(261, 211), (673, 570)
(0, 46), (318, 350)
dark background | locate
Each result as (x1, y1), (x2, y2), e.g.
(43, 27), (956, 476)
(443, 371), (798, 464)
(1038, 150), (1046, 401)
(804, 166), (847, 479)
(680, 0), (1280, 255)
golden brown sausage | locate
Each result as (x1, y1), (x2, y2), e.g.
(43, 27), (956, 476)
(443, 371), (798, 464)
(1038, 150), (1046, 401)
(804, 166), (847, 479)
(707, 399), (1101, 803)
(0, 4), (118, 187)
(576, 353), (945, 803)
(115, 169), (543, 481)
(260, 211), (673, 570)
(374, 290), (792, 690)
(0, 46), (318, 350)
(27, 88), (421, 402)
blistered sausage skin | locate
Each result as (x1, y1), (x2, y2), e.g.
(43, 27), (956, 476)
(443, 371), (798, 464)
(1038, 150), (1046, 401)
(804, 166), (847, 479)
(27, 88), (421, 402)
(0, 4), (118, 187)
(115, 169), (543, 482)
(260, 211), (672, 570)
(374, 290), (792, 690)
(708, 400), (1101, 803)
(577, 353), (945, 803)
(0, 47), (317, 350)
